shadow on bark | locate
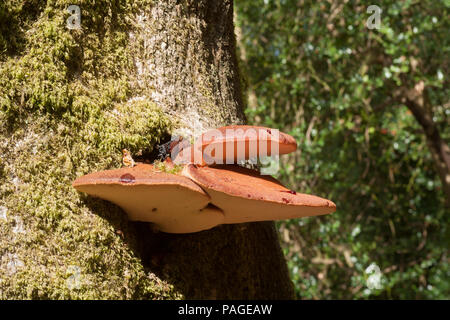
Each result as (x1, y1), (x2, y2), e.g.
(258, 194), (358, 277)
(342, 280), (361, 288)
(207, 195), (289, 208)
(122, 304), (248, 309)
(80, 195), (294, 299)
(133, 221), (295, 299)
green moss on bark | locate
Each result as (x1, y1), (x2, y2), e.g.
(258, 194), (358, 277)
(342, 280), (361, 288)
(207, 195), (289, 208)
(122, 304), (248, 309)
(0, 0), (182, 299)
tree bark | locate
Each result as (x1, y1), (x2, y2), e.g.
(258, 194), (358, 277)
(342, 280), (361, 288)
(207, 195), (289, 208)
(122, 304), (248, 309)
(131, 0), (294, 299)
(131, 0), (246, 133)
(0, 0), (294, 299)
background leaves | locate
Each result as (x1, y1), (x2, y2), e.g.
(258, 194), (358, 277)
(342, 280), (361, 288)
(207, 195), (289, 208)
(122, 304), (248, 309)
(236, 0), (449, 299)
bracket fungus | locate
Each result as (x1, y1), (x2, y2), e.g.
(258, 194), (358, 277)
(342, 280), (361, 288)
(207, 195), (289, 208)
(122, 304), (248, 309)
(182, 164), (336, 224)
(72, 125), (336, 233)
(173, 125), (298, 166)
(72, 163), (224, 233)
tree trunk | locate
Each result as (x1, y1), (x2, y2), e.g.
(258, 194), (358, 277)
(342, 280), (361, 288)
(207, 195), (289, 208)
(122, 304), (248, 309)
(126, 0), (294, 299)
(0, 0), (294, 299)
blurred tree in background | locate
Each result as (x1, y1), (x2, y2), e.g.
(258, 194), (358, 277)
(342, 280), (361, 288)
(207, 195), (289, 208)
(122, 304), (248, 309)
(236, 0), (449, 299)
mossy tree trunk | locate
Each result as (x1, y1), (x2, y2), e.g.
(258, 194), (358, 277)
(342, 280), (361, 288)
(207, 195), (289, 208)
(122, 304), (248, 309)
(0, 0), (294, 299)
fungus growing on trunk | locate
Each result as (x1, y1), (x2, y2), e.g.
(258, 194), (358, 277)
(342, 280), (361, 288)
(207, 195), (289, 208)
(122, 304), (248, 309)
(174, 125), (297, 166)
(182, 164), (336, 224)
(72, 163), (224, 233)
(72, 127), (335, 233)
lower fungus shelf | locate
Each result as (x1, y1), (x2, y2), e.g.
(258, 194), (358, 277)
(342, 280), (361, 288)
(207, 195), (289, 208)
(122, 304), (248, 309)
(73, 160), (335, 233)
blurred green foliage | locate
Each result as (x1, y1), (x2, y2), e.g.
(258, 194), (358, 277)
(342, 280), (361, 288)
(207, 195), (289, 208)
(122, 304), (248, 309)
(236, 0), (449, 299)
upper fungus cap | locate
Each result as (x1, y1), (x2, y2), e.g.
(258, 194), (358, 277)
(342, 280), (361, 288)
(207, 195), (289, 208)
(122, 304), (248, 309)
(174, 125), (298, 166)
(72, 163), (224, 233)
(182, 164), (336, 224)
